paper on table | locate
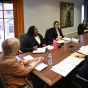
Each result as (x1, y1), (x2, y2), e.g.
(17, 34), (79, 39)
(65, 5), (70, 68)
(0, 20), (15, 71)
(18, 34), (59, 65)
(29, 62), (48, 71)
(46, 45), (53, 50)
(23, 55), (34, 60)
(32, 47), (46, 53)
(23, 55), (48, 71)
(77, 49), (88, 55)
(51, 56), (83, 77)
(56, 40), (64, 43)
(80, 46), (88, 52)
(51, 66), (68, 77)
(63, 56), (83, 65)
(15, 56), (21, 60)
(51, 61), (76, 77)
(72, 38), (79, 42)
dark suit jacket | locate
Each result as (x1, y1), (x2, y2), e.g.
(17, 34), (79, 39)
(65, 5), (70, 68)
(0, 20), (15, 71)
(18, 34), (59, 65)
(20, 34), (44, 53)
(77, 55), (88, 80)
(49, 27), (64, 43)
(78, 24), (87, 35)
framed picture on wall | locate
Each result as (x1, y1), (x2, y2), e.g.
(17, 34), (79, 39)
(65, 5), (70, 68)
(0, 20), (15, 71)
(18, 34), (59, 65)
(60, 2), (74, 28)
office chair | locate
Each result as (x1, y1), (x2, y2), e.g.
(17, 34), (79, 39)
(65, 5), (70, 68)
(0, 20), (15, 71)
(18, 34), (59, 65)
(0, 72), (31, 88)
(19, 33), (26, 53)
(0, 72), (6, 88)
(44, 29), (52, 45)
(19, 33), (26, 43)
(72, 74), (88, 88)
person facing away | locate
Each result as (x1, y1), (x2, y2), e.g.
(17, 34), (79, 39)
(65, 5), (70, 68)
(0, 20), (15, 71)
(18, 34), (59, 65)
(49, 21), (64, 43)
(78, 20), (88, 35)
(62, 53), (88, 88)
(0, 38), (44, 88)
(20, 26), (46, 53)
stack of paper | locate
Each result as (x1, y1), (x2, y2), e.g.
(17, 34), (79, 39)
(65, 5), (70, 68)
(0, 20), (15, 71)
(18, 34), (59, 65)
(62, 37), (72, 43)
(56, 40), (64, 43)
(77, 46), (88, 55)
(23, 55), (48, 71)
(51, 56), (83, 77)
(72, 38), (79, 42)
(32, 47), (46, 53)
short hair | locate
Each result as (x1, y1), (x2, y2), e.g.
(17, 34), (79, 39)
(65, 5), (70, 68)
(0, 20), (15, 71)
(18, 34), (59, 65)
(2, 38), (20, 55)
(27, 26), (35, 36)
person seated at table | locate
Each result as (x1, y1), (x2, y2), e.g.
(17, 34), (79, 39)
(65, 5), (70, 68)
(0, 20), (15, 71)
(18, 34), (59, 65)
(20, 26), (46, 53)
(0, 38), (45, 88)
(62, 53), (88, 88)
(49, 21), (64, 43)
(78, 20), (88, 35)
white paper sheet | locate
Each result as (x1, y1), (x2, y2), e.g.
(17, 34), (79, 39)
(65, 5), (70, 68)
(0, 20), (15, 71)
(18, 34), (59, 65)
(80, 46), (88, 52)
(46, 45), (53, 50)
(23, 55), (34, 60)
(23, 55), (48, 71)
(51, 56), (83, 77)
(29, 62), (48, 71)
(63, 56), (83, 65)
(32, 47), (46, 53)
(77, 50), (88, 55)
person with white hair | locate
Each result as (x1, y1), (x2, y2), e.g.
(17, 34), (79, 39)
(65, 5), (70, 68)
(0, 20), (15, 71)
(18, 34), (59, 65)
(0, 38), (45, 88)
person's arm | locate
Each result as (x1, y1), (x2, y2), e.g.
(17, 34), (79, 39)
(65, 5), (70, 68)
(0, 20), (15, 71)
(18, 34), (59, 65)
(20, 36), (34, 52)
(9, 57), (44, 76)
(78, 24), (84, 35)
(59, 29), (64, 38)
(21, 57), (40, 65)
(75, 53), (85, 58)
(49, 28), (56, 43)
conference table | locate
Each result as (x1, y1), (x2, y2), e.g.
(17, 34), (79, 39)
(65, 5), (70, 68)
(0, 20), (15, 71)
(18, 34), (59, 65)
(17, 33), (88, 87)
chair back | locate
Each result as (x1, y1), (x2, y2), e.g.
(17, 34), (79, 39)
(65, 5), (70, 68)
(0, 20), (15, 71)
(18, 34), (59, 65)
(19, 33), (26, 43)
(0, 72), (6, 88)
(44, 29), (52, 45)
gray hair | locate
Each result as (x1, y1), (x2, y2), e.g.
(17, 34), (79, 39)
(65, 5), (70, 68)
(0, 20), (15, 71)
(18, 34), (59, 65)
(2, 38), (20, 55)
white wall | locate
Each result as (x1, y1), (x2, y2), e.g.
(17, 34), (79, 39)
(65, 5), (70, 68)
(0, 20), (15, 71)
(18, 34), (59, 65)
(23, 0), (84, 36)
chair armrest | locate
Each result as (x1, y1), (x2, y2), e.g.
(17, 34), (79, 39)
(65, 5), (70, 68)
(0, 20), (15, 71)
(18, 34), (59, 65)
(76, 74), (88, 83)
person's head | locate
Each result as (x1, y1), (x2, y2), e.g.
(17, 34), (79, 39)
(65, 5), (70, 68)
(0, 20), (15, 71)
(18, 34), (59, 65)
(2, 38), (20, 55)
(27, 26), (38, 37)
(53, 21), (60, 29)
(83, 20), (87, 25)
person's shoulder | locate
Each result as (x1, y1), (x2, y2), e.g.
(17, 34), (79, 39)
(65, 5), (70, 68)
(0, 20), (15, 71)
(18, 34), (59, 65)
(78, 23), (83, 26)
(38, 33), (43, 37)
(24, 35), (33, 39)
(50, 27), (54, 30)
(50, 27), (55, 32)
(0, 56), (16, 66)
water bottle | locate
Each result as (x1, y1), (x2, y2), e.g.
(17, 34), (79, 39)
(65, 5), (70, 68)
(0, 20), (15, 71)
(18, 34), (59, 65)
(48, 53), (52, 66)
(53, 39), (57, 49)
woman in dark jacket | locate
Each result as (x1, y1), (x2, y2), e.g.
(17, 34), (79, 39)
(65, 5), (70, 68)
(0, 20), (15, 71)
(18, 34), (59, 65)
(78, 20), (88, 35)
(20, 26), (45, 53)
(49, 21), (64, 43)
